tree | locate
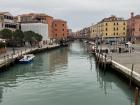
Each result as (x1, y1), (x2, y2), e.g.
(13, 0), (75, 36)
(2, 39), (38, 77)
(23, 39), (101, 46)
(0, 29), (12, 40)
(13, 29), (24, 46)
(23, 31), (34, 42)
(23, 31), (43, 46)
(13, 29), (24, 40)
(34, 33), (42, 42)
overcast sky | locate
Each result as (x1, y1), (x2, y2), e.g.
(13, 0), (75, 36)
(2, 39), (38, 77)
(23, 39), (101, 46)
(0, 0), (139, 31)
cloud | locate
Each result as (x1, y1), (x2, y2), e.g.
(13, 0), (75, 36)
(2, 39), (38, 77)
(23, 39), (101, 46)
(0, 0), (140, 31)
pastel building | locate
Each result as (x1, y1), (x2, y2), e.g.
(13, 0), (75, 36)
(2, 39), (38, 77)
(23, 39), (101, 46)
(90, 16), (127, 42)
(127, 12), (140, 42)
(52, 19), (68, 40)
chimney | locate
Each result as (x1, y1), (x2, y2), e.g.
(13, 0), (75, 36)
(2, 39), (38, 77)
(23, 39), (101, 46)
(131, 12), (134, 18)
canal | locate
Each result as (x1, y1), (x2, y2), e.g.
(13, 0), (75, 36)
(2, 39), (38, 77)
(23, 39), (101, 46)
(0, 41), (137, 105)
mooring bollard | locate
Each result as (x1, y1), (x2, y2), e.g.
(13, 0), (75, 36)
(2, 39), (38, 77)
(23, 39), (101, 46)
(134, 87), (139, 105)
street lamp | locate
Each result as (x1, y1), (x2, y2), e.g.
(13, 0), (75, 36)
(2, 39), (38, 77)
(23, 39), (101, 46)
(12, 31), (15, 55)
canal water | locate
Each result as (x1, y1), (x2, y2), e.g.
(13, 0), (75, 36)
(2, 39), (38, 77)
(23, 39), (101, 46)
(0, 41), (137, 105)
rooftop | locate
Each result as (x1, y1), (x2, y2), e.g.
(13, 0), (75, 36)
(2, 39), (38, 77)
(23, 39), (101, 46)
(53, 19), (67, 23)
(19, 13), (53, 18)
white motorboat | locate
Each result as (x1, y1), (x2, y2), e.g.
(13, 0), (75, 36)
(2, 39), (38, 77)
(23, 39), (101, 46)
(19, 54), (35, 64)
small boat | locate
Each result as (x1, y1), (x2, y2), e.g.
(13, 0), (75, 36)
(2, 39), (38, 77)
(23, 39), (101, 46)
(19, 54), (35, 64)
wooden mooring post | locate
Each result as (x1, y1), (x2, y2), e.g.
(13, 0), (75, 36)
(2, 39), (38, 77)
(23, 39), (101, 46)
(104, 54), (107, 71)
(129, 64), (134, 87)
(134, 87), (139, 105)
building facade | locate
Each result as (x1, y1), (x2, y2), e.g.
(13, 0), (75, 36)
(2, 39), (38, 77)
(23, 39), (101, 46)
(21, 23), (48, 41)
(0, 12), (17, 31)
(18, 13), (69, 41)
(18, 13), (53, 40)
(127, 12), (140, 42)
(90, 16), (127, 42)
(52, 19), (68, 40)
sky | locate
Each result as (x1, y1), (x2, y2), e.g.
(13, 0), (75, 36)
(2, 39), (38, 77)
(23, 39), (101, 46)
(0, 0), (140, 31)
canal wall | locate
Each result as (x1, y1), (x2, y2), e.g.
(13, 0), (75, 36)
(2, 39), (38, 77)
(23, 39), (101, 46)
(111, 60), (140, 87)
(0, 44), (60, 71)
(94, 52), (140, 87)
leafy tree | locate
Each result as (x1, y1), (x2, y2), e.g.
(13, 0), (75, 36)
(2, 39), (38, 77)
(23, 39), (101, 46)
(13, 29), (24, 41)
(34, 33), (42, 42)
(13, 29), (24, 46)
(23, 31), (43, 46)
(0, 29), (12, 40)
(23, 31), (34, 42)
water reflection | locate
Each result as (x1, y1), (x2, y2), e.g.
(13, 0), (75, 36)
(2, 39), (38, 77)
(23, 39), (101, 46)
(47, 47), (68, 73)
(0, 87), (3, 103)
(95, 65), (134, 105)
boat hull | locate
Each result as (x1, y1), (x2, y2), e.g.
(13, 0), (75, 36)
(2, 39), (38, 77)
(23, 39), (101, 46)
(19, 59), (33, 64)
(18, 54), (35, 64)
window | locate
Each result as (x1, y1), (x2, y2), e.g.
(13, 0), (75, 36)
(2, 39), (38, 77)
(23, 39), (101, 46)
(132, 23), (134, 27)
(114, 33), (115, 36)
(117, 23), (119, 25)
(93, 30), (94, 32)
(55, 24), (57, 27)
(116, 27), (118, 30)
(116, 33), (118, 35)
(106, 23), (108, 26)
(106, 28), (107, 31)
(106, 33), (107, 36)
(114, 23), (115, 25)
(63, 34), (64, 36)
(62, 29), (64, 31)
(123, 27), (125, 30)
(62, 24), (64, 26)
(55, 34), (57, 37)
(123, 32), (125, 35)
(114, 28), (115, 31)
(123, 22), (126, 25)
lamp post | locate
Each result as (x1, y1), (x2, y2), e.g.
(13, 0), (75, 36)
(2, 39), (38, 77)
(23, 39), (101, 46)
(12, 31), (15, 55)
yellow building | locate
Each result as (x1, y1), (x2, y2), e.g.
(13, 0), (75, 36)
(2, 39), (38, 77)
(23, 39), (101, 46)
(90, 16), (127, 41)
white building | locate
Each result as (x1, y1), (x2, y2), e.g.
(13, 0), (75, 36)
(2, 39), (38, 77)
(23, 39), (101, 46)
(0, 12), (17, 31)
(21, 23), (48, 41)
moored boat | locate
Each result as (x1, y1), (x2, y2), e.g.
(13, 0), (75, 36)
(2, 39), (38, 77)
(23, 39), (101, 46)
(19, 54), (35, 64)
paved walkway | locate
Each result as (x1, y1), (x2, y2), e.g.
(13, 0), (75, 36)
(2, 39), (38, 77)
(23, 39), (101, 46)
(0, 44), (59, 67)
(104, 44), (140, 74)
(109, 52), (140, 73)
(0, 47), (35, 59)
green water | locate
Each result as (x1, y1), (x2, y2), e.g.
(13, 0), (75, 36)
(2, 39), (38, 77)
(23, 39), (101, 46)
(0, 41), (136, 105)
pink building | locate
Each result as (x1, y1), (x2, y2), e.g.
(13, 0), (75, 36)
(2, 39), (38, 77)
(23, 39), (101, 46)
(127, 12), (140, 42)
